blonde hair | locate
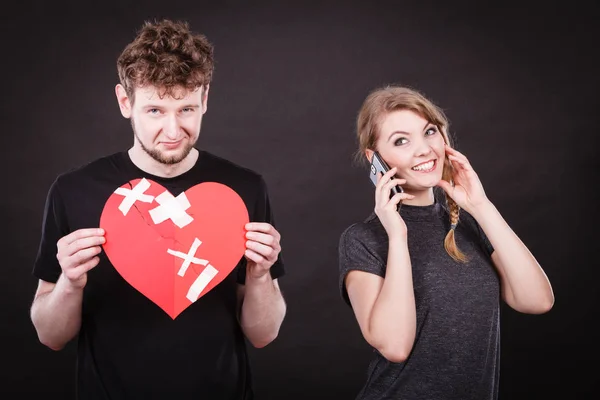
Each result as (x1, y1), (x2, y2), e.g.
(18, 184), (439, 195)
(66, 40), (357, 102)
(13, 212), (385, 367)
(355, 85), (467, 262)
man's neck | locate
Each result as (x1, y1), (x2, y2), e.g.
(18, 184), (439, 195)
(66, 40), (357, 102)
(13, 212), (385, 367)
(128, 147), (199, 178)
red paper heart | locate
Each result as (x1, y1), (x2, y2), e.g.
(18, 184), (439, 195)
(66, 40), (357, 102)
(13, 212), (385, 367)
(99, 178), (249, 319)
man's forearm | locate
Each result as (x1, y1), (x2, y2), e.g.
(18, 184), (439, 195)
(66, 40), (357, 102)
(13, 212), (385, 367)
(31, 275), (83, 350)
(240, 275), (286, 348)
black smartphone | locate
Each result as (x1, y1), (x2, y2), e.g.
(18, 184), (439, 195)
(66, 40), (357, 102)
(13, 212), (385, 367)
(369, 151), (403, 198)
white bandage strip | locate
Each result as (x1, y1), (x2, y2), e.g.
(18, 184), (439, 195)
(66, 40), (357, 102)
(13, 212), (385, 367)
(148, 191), (193, 228)
(114, 178), (154, 216)
(186, 265), (218, 302)
(167, 237), (219, 303)
(167, 238), (209, 277)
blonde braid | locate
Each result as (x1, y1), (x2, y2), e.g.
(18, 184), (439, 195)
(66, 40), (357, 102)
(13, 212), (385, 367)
(442, 158), (468, 262)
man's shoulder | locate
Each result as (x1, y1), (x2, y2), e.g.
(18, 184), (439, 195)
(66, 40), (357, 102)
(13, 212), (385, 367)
(53, 152), (123, 188)
(199, 150), (264, 183)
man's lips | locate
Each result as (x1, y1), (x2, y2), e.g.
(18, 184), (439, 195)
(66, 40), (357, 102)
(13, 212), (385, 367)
(160, 139), (183, 149)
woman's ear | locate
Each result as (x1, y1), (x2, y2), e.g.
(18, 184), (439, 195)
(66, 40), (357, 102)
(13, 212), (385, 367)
(365, 148), (374, 163)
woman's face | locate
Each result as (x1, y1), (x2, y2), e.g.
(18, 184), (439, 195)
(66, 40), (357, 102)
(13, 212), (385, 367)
(374, 109), (446, 193)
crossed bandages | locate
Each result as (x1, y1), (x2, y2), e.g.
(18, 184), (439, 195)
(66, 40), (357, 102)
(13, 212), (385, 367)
(114, 178), (218, 302)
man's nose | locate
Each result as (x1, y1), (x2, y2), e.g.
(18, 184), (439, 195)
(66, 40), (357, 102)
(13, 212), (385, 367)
(163, 115), (180, 140)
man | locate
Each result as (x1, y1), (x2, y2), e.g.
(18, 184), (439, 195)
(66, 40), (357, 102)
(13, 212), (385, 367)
(30, 19), (286, 399)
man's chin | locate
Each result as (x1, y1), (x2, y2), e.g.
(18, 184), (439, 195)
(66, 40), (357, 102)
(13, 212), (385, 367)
(150, 146), (194, 165)
(159, 156), (183, 165)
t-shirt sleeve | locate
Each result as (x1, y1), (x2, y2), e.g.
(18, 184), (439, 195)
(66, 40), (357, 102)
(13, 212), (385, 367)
(476, 222), (494, 258)
(461, 210), (494, 258)
(32, 178), (70, 283)
(338, 223), (386, 306)
(236, 176), (285, 284)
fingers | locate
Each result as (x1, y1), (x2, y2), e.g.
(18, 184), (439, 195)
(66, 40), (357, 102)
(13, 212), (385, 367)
(59, 246), (103, 271)
(245, 231), (280, 251)
(388, 192), (415, 207)
(375, 167), (398, 192)
(58, 228), (105, 247)
(375, 174), (406, 206)
(436, 179), (453, 194)
(245, 223), (281, 241)
(245, 240), (278, 262)
(245, 224), (281, 265)
(244, 248), (266, 264)
(447, 154), (470, 169)
(444, 144), (467, 158)
(244, 223), (281, 273)
(382, 177), (405, 195)
(72, 246), (103, 265)
(445, 146), (471, 167)
(63, 256), (101, 282)
(245, 230), (280, 262)
(61, 235), (106, 258)
(445, 145), (470, 172)
(57, 228), (105, 275)
(376, 189), (414, 214)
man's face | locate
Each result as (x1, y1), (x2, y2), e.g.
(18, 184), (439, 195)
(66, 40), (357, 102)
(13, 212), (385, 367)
(120, 85), (208, 165)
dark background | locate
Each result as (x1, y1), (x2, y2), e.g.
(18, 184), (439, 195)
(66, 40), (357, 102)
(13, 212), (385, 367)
(3, 0), (599, 398)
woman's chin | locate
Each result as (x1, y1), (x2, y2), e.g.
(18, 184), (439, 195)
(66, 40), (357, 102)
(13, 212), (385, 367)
(404, 179), (441, 192)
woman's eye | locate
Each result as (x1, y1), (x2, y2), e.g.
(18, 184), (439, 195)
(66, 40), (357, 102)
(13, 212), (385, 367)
(425, 127), (438, 136)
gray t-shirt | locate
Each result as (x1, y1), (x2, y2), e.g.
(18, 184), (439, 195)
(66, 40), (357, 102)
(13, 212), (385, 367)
(339, 201), (500, 400)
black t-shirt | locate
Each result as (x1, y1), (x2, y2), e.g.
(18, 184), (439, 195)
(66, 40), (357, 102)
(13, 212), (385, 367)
(33, 150), (285, 400)
(339, 202), (499, 400)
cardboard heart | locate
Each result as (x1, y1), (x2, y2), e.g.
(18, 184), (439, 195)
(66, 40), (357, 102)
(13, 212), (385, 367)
(99, 178), (249, 319)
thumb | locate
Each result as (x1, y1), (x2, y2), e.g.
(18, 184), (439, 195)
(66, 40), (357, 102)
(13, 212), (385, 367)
(436, 179), (453, 195)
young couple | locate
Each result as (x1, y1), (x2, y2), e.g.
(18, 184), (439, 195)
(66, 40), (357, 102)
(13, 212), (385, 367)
(30, 18), (554, 400)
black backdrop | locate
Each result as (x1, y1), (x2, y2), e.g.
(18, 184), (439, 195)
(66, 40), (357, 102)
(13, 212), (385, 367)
(3, 1), (599, 398)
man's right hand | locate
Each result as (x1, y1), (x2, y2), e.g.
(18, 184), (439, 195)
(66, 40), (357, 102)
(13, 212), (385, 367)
(56, 228), (105, 290)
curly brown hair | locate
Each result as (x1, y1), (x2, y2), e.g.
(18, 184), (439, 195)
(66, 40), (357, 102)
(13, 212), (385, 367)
(117, 19), (214, 103)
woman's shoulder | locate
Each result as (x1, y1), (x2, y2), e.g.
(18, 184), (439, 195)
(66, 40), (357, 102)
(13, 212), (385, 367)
(339, 213), (386, 248)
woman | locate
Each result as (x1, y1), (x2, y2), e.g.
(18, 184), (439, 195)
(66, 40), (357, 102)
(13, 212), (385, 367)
(338, 85), (554, 400)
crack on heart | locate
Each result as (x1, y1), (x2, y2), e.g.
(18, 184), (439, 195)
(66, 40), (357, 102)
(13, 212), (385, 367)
(123, 181), (204, 248)
(103, 180), (249, 318)
(129, 201), (186, 248)
(120, 182), (206, 267)
(130, 204), (208, 277)
(119, 179), (183, 248)
(120, 182), (212, 267)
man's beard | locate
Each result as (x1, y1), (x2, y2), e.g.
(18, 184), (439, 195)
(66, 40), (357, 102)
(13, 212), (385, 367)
(132, 119), (196, 165)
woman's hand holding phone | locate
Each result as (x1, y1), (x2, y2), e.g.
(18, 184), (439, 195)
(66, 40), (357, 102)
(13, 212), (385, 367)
(374, 167), (414, 239)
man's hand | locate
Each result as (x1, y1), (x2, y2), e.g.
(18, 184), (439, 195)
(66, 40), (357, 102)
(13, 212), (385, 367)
(244, 223), (281, 280)
(56, 228), (105, 290)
